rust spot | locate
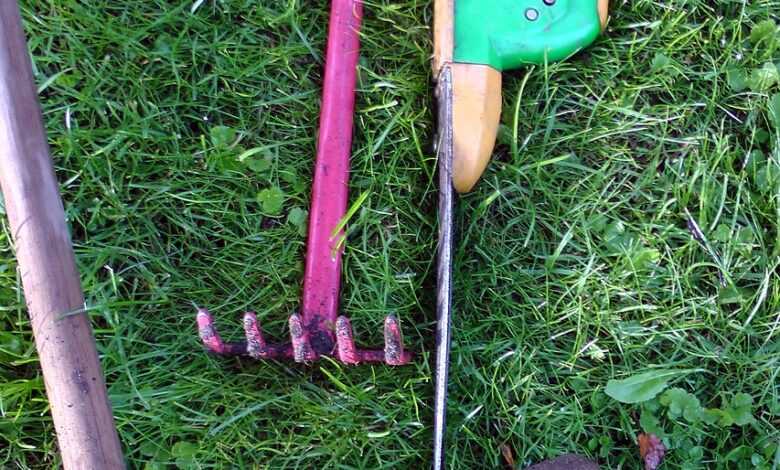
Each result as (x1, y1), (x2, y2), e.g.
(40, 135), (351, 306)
(246, 338), (263, 358)
(310, 329), (334, 355)
(199, 324), (216, 341)
(384, 331), (401, 363)
(290, 318), (304, 339)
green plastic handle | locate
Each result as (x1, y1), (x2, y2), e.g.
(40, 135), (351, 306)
(454, 0), (602, 71)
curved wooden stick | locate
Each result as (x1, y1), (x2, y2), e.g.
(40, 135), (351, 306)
(0, 3), (124, 468)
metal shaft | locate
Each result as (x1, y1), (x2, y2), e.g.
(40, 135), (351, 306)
(432, 65), (454, 470)
(0, 2), (124, 468)
(301, 0), (363, 357)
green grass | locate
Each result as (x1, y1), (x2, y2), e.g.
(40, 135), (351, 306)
(1, 0), (779, 468)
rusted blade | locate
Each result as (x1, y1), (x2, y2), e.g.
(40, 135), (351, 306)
(433, 63), (455, 470)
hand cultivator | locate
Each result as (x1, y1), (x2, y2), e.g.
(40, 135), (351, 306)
(196, 0), (412, 366)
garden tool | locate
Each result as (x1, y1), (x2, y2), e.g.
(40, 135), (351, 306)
(431, 1), (609, 468)
(196, 0), (412, 365)
(0, 2), (124, 468)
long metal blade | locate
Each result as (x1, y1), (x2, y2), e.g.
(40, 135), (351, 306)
(433, 64), (454, 470)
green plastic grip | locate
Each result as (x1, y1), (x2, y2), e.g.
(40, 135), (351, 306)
(454, 0), (602, 71)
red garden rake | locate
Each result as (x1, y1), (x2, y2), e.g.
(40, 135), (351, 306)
(196, 0), (412, 366)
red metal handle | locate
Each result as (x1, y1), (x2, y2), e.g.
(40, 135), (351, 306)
(300, 0), (363, 353)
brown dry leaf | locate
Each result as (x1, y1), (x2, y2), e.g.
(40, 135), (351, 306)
(500, 443), (515, 468)
(638, 433), (666, 470)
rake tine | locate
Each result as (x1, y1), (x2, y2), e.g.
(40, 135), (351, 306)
(384, 314), (413, 366)
(196, 308), (247, 356)
(289, 313), (316, 363)
(335, 316), (359, 364)
(243, 312), (267, 359)
(336, 315), (413, 365)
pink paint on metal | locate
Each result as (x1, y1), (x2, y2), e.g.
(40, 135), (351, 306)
(197, 309), (251, 356)
(196, 0), (411, 366)
(335, 315), (412, 365)
(299, 0), (365, 360)
(383, 315), (413, 365)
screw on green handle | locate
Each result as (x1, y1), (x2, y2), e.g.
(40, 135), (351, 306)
(454, 0), (602, 71)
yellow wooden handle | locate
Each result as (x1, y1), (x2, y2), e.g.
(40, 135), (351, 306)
(436, 0), (609, 194)
(599, 0), (609, 30)
(451, 64), (502, 193)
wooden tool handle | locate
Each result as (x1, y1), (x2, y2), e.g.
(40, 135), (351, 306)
(0, 3), (124, 468)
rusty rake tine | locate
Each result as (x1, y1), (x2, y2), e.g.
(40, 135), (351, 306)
(243, 312), (267, 359)
(335, 316), (359, 364)
(196, 308), (247, 356)
(289, 313), (316, 363)
(384, 315), (413, 366)
(335, 314), (413, 365)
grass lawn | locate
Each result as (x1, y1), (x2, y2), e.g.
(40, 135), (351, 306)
(2, 0), (779, 468)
